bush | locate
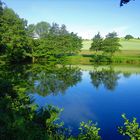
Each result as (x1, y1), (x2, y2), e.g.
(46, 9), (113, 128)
(78, 121), (101, 140)
(118, 114), (140, 140)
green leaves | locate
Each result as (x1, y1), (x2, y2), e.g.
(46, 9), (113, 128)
(78, 121), (101, 140)
(32, 33), (82, 62)
(90, 32), (122, 62)
(0, 7), (31, 62)
(35, 21), (51, 38)
(125, 35), (134, 40)
(90, 32), (103, 52)
(118, 114), (140, 140)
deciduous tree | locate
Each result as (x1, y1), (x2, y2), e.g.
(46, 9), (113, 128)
(90, 32), (103, 52)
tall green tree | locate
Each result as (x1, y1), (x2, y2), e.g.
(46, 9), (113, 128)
(90, 32), (103, 52)
(0, 0), (5, 54)
(59, 24), (68, 35)
(103, 32), (121, 56)
(35, 21), (50, 38)
(0, 7), (31, 62)
(26, 24), (36, 38)
(49, 22), (60, 35)
(90, 32), (121, 62)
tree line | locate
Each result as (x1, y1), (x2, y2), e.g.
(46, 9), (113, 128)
(0, 1), (82, 63)
(0, 0), (137, 64)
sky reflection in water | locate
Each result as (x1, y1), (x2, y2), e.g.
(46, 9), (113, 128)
(31, 66), (140, 140)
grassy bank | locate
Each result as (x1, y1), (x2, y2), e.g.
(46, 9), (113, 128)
(67, 51), (140, 65)
(67, 39), (140, 65)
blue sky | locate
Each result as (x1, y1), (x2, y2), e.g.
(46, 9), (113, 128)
(3, 0), (140, 39)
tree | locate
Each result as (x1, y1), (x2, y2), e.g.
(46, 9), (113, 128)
(0, 0), (4, 54)
(0, 0), (3, 14)
(105, 32), (118, 39)
(103, 32), (121, 56)
(26, 24), (36, 38)
(34, 33), (82, 60)
(35, 21), (50, 38)
(125, 34), (134, 40)
(90, 32), (121, 62)
(59, 24), (68, 35)
(0, 7), (31, 62)
(49, 22), (60, 35)
(67, 32), (82, 54)
(90, 32), (103, 52)
(50, 23), (60, 35)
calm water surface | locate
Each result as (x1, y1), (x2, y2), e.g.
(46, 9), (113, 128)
(29, 65), (140, 140)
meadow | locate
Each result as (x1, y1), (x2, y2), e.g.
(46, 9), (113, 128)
(82, 39), (140, 50)
(68, 39), (140, 65)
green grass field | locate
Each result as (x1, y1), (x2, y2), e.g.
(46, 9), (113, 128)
(82, 39), (140, 50)
(67, 39), (140, 65)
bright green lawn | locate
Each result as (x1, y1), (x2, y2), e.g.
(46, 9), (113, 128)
(82, 39), (140, 50)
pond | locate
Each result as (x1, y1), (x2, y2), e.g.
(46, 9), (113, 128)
(25, 64), (140, 140)
(2, 63), (140, 140)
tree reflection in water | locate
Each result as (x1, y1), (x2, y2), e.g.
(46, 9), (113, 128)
(90, 66), (122, 91)
(27, 64), (82, 96)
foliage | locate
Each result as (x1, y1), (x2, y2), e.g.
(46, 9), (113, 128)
(103, 37), (121, 56)
(78, 121), (101, 140)
(1, 62), (140, 140)
(90, 32), (122, 62)
(0, 63), (101, 140)
(49, 22), (60, 36)
(0, 0), (4, 54)
(0, 7), (31, 62)
(90, 32), (103, 52)
(105, 32), (118, 38)
(0, 1), (82, 63)
(60, 24), (69, 35)
(35, 21), (51, 38)
(31, 33), (82, 62)
(103, 32), (121, 56)
(26, 24), (36, 38)
(118, 114), (140, 140)
(0, 63), (66, 140)
(125, 35), (134, 40)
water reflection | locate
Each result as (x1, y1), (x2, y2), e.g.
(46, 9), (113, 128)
(27, 64), (82, 96)
(90, 66), (120, 90)
(0, 63), (82, 96)
(1, 63), (140, 140)
(0, 63), (135, 95)
(0, 63), (30, 95)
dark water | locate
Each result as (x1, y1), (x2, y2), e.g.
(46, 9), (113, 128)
(25, 64), (140, 140)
